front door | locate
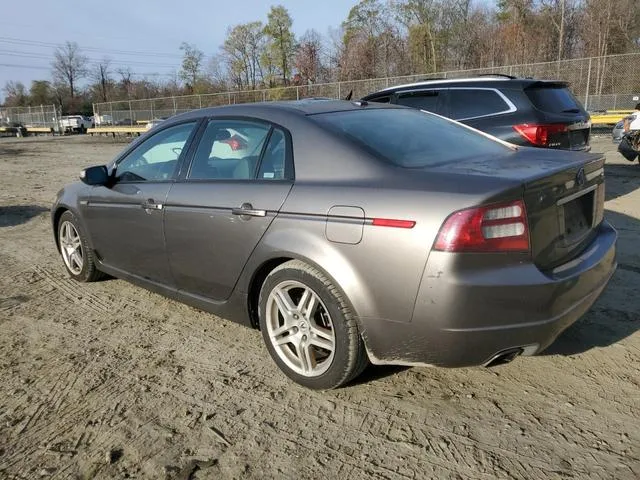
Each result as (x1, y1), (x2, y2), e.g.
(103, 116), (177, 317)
(84, 121), (199, 284)
(164, 119), (293, 300)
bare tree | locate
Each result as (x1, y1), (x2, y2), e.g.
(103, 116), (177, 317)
(296, 29), (324, 84)
(93, 58), (111, 103)
(179, 43), (205, 93)
(51, 41), (88, 99)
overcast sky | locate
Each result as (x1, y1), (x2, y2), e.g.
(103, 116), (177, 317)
(0, 0), (358, 99)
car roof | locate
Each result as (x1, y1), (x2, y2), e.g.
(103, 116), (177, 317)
(170, 99), (401, 122)
(364, 77), (566, 97)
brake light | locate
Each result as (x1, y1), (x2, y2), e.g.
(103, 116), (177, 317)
(222, 135), (247, 151)
(513, 124), (568, 147)
(434, 200), (529, 252)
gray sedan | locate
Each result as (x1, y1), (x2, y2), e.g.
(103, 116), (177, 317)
(52, 100), (617, 389)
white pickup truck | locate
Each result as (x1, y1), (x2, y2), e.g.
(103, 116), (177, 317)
(60, 115), (93, 133)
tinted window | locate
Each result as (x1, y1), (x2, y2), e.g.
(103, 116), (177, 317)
(257, 129), (287, 180)
(448, 89), (509, 120)
(526, 86), (582, 113)
(396, 91), (440, 112)
(313, 108), (509, 168)
(188, 120), (270, 180)
(116, 122), (197, 182)
(369, 95), (390, 104)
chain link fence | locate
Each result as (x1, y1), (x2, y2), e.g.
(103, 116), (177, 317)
(94, 53), (640, 123)
(0, 105), (61, 130)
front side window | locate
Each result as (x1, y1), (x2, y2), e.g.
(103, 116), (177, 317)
(396, 91), (440, 112)
(116, 122), (197, 182)
(448, 89), (510, 120)
(188, 120), (287, 180)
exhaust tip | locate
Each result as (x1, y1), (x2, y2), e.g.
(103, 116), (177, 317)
(484, 347), (524, 368)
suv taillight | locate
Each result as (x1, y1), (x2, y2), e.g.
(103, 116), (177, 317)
(434, 200), (530, 253)
(513, 123), (568, 147)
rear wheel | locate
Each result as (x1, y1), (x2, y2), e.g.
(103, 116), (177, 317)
(57, 211), (103, 282)
(258, 260), (369, 389)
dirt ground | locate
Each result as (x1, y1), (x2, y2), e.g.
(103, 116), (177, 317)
(0, 134), (638, 480)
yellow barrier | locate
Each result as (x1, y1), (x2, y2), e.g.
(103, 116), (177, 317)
(87, 126), (147, 135)
(590, 114), (629, 125)
(26, 127), (54, 134)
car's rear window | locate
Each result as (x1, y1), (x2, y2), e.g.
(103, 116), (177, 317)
(312, 108), (510, 168)
(525, 86), (582, 113)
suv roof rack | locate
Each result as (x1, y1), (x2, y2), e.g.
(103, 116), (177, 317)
(475, 73), (518, 79)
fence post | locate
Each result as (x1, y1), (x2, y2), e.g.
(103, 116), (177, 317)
(228, 92), (232, 105)
(296, 86), (300, 100)
(129, 100), (133, 122)
(584, 57), (592, 110)
(338, 82), (341, 100)
(199, 95), (202, 109)
(172, 97), (177, 115)
(41, 104), (45, 126)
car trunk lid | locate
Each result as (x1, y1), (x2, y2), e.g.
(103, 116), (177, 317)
(426, 148), (605, 269)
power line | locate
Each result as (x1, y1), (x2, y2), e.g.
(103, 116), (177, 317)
(0, 63), (176, 77)
(0, 50), (180, 68)
(0, 36), (186, 59)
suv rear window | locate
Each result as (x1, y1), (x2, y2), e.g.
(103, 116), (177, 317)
(448, 89), (510, 119)
(312, 108), (510, 168)
(525, 85), (582, 113)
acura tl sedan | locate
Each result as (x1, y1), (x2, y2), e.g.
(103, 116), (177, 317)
(52, 100), (617, 389)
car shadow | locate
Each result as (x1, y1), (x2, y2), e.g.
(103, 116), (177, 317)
(349, 365), (410, 386)
(0, 205), (49, 227)
(543, 208), (640, 357)
(604, 162), (640, 202)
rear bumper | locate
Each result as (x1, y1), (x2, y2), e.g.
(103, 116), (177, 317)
(361, 221), (617, 367)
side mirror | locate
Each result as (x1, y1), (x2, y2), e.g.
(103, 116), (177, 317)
(80, 165), (109, 186)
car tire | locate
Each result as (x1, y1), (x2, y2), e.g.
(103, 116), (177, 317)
(57, 211), (104, 282)
(258, 260), (369, 389)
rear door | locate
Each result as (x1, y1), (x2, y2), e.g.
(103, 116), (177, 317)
(164, 118), (293, 301)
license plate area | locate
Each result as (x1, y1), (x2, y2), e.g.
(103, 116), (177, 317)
(558, 188), (595, 246)
(569, 129), (588, 149)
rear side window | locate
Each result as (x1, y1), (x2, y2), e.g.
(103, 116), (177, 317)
(396, 91), (440, 112)
(313, 108), (510, 168)
(368, 95), (391, 104)
(448, 89), (510, 120)
(525, 86), (582, 113)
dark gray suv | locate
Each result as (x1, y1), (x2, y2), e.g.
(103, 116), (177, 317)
(362, 75), (592, 151)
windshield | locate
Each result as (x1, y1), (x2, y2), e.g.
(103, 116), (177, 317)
(312, 108), (510, 168)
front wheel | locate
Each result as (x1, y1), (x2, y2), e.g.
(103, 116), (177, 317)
(258, 260), (369, 389)
(57, 211), (103, 282)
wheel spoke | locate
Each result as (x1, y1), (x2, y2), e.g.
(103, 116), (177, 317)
(271, 324), (296, 345)
(272, 287), (296, 315)
(296, 342), (314, 374)
(310, 326), (334, 352)
(298, 288), (318, 320)
(71, 251), (83, 270)
(71, 236), (81, 249)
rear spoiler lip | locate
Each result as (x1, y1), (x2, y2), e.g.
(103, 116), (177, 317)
(523, 80), (569, 89)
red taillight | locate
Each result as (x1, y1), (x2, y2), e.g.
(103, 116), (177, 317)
(434, 200), (529, 253)
(372, 218), (416, 229)
(513, 124), (568, 147)
(222, 135), (247, 151)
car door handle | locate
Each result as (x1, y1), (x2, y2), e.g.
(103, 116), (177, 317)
(141, 199), (163, 210)
(232, 203), (266, 217)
